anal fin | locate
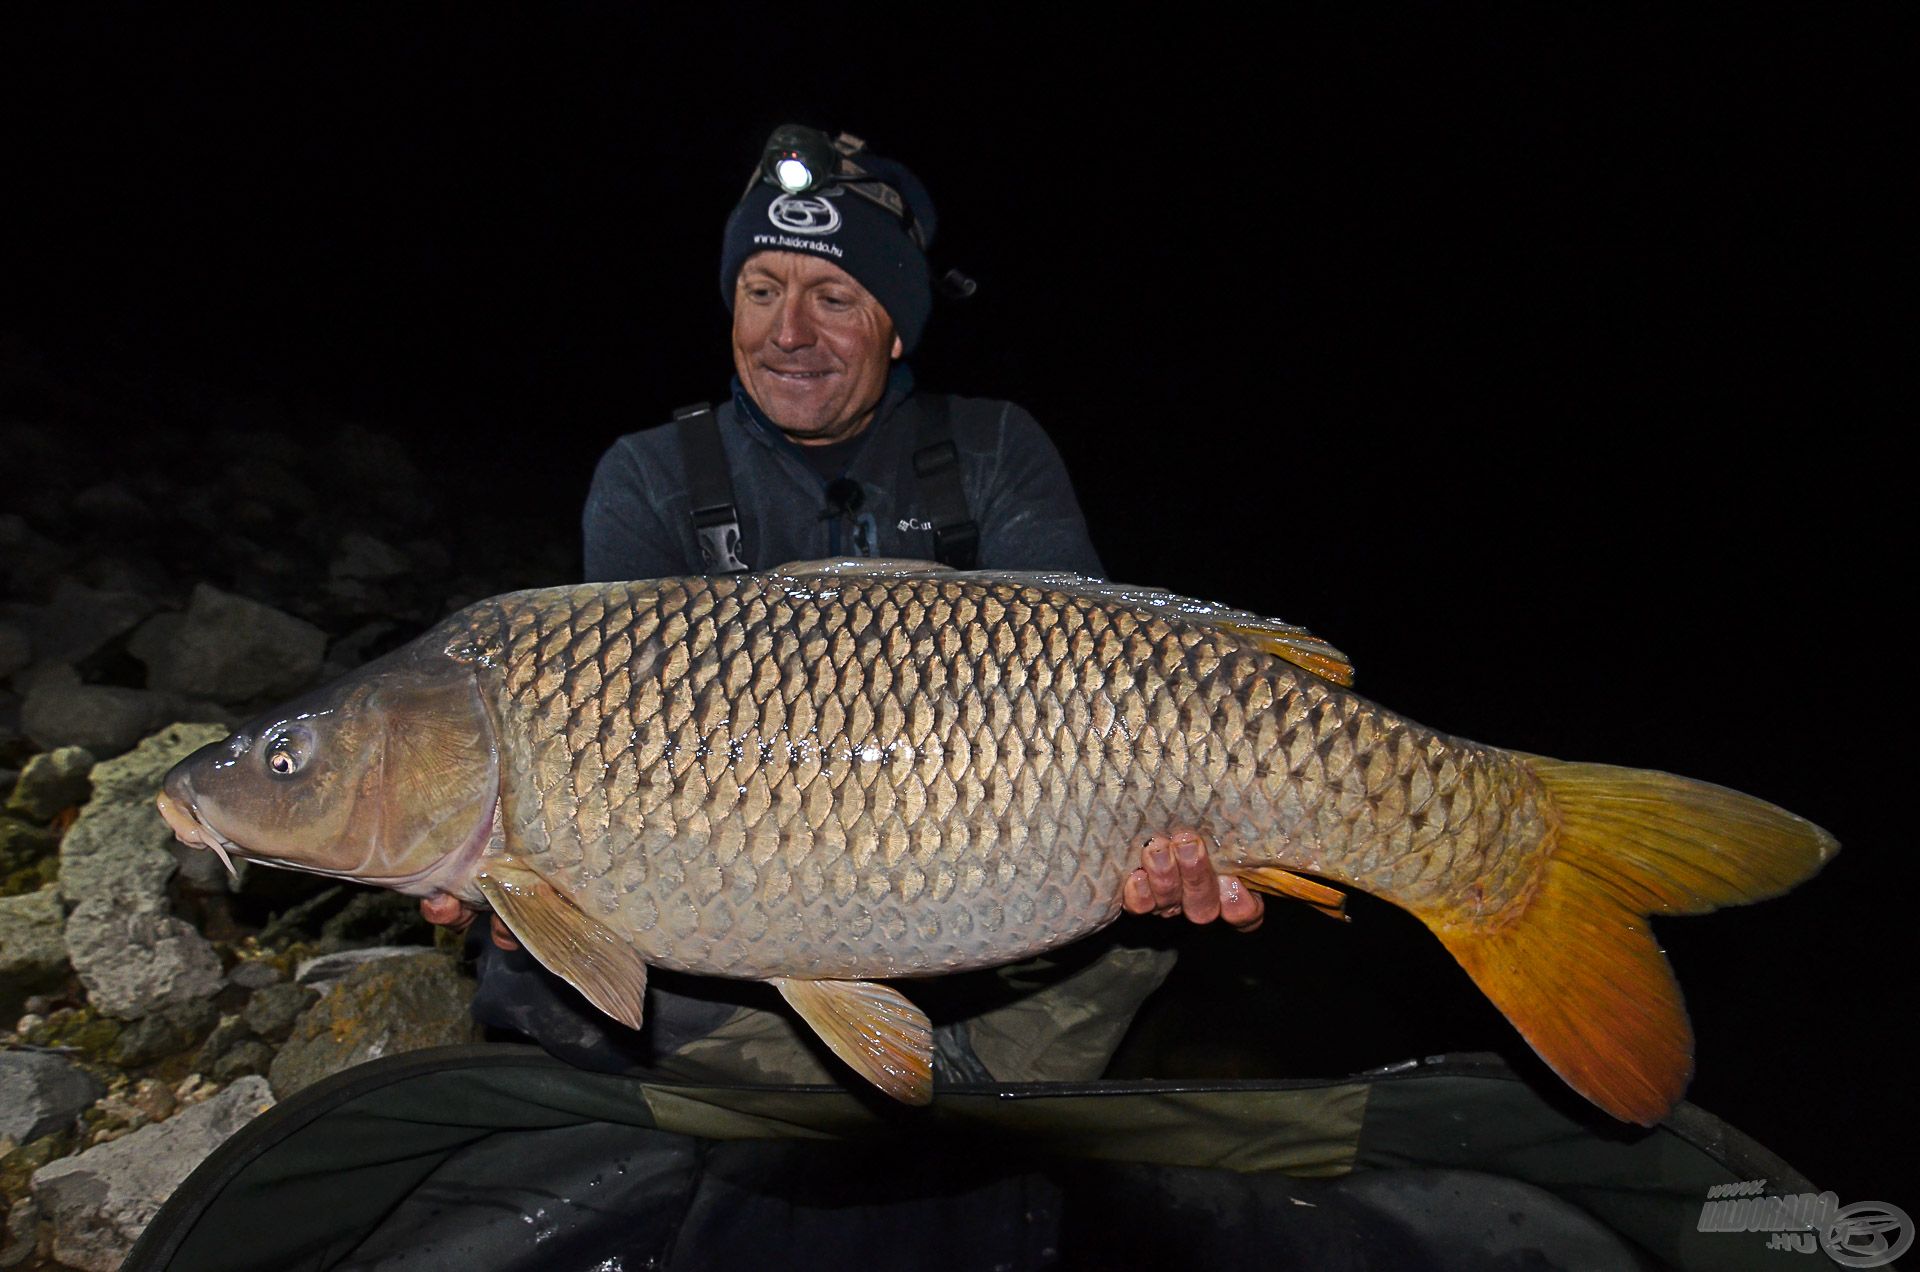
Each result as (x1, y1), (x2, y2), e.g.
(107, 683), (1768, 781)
(476, 858), (649, 1030)
(772, 977), (933, 1105)
(1236, 866), (1349, 921)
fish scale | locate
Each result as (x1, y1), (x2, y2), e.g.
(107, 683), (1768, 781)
(161, 560), (1835, 1120)
(457, 572), (1532, 982)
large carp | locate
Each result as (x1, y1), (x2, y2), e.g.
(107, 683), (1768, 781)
(157, 560), (1834, 1122)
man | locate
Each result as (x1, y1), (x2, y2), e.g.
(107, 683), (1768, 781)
(425, 128), (1261, 1085)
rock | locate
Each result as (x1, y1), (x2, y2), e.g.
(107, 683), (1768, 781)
(108, 998), (218, 1066)
(190, 1013), (252, 1074)
(65, 899), (224, 1021)
(1, 1195), (41, 1268)
(293, 944), (424, 993)
(0, 625), (28, 683)
(242, 981), (317, 1042)
(0, 1053), (104, 1145)
(226, 959), (283, 990)
(0, 889), (68, 1016)
(135, 583), (326, 703)
(20, 670), (168, 758)
(269, 951), (477, 1098)
(4, 747), (93, 823)
(318, 888), (432, 947)
(16, 1007), (120, 1062)
(58, 722), (229, 910)
(125, 1078), (178, 1126)
(211, 1040), (274, 1083)
(32, 1075), (274, 1272)
(329, 531), (413, 582)
(18, 581), (157, 669)
(0, 819), (57, 879)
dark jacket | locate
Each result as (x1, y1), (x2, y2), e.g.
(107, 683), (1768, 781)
(582, 375), (1104, 580)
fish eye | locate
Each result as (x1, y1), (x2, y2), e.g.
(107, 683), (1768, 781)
(264, 725), (313, 778)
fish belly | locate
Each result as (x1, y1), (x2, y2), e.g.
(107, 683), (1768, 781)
(470, 575), (1546, 980)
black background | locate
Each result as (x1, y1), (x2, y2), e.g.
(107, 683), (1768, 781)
(3, 7), (1908, 1212)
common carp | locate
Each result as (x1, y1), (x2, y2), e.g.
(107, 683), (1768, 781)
(155, 560), (1835, 1122)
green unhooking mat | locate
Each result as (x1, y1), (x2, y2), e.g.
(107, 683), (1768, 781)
(126, 1046), (1856, 1271)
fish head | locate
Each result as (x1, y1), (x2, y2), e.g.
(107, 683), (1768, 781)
(157, 641), (499, 899)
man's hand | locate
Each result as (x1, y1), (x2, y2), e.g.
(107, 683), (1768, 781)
(419, 893), (520, 951)
(1122, 829), (1264, 932)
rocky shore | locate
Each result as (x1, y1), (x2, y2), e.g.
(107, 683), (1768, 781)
(2, 349), (575, 1270)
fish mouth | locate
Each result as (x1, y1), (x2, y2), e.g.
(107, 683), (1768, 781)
(156, 786), (243, 883)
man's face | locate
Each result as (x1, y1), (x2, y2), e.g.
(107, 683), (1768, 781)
(731, 251), (903, 446)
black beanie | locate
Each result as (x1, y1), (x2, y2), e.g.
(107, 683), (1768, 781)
(719, 147), (935, 354)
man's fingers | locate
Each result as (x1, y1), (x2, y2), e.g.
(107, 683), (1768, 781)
(419, 894), (473, 932)
(490, 915), (520, 952)
(1219, 876), (1266, 933)
(1141, 833), (1182, 909)
(1174, 831), (1222, 924)
(1122, 870), (1156, 915)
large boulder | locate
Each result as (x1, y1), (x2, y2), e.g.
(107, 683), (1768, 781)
(269, 950), (478, 1098)
(31, 1076), (274, 1272)
(132, 584), (326, 703)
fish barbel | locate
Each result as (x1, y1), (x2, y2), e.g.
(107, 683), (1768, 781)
(155, 560), (1835, 1122)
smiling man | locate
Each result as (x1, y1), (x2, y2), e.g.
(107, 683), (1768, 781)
(580, 130), (1113, 578)
(441, 128), (1261, 1091)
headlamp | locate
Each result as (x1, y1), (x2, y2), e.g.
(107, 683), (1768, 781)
(760, 124), (840, 196)
(746, 124), (935, 255)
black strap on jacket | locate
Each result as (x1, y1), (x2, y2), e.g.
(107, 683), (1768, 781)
(672, 403), (750, 573)
(908, 395), (979, 570)
(674, 395), (978, 572)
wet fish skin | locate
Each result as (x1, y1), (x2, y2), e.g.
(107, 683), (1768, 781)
(470, 571), (1539, 980)
(158, 560), (1836, 1121)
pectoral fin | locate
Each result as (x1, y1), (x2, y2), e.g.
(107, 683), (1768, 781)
(1236, 866), (1350, 921)
(771, 977), (933, 1105)
(477, 859), (648, 1030)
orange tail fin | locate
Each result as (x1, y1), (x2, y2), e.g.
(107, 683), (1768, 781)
(1426, 758), (1837, 1126)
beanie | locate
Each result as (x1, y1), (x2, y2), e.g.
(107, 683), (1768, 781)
(719, 143), (935, 353)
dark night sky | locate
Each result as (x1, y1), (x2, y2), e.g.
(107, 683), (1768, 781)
(3, 7), (1910, 1206)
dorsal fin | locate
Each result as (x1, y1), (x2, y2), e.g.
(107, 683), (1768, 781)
(1213, 619), (1354, 687)
(764, 560), (1354, 686)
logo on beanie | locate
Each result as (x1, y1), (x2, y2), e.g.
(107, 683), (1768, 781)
(768, 193), (841, 236)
